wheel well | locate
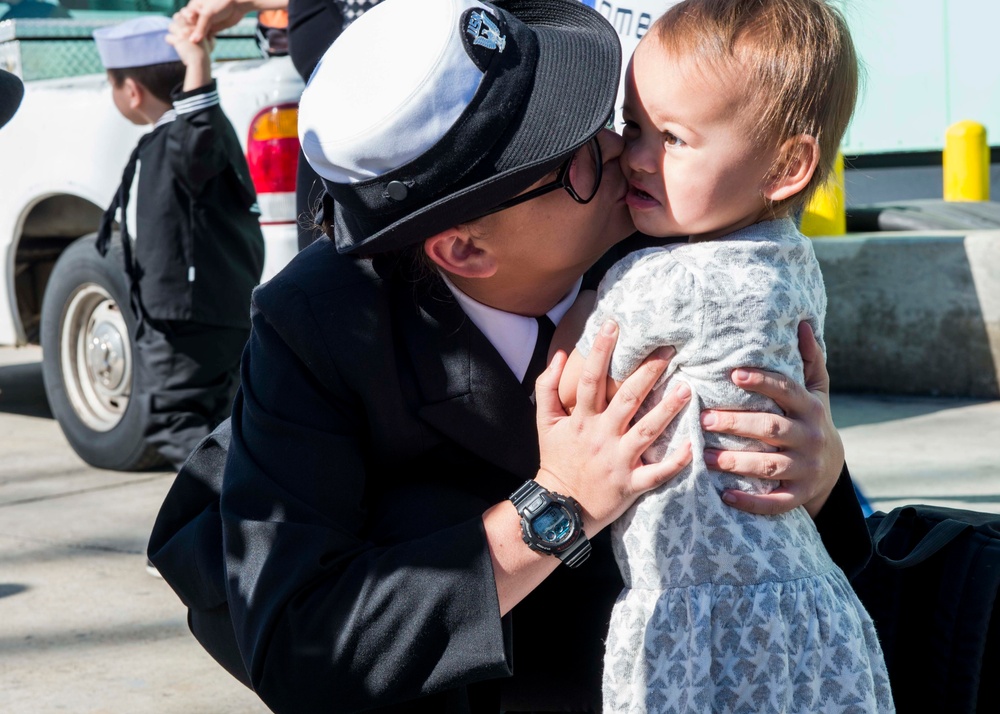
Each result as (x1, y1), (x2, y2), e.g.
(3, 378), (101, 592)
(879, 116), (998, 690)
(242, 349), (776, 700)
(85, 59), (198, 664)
(14, 195), (104, 344)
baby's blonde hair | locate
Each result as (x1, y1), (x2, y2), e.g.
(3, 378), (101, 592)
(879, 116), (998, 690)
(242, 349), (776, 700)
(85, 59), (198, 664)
(653, 0), (858, 210)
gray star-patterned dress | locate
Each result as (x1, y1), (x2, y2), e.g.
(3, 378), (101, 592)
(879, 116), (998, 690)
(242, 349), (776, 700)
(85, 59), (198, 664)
(577, 219), (893, 714)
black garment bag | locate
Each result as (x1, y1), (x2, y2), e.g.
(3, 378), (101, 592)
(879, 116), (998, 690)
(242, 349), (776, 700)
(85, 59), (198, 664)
(854, 505), (1000, 713)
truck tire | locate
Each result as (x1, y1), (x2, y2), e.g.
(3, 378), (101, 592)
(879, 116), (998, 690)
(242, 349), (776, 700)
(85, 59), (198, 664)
(40, 233), (164, 471)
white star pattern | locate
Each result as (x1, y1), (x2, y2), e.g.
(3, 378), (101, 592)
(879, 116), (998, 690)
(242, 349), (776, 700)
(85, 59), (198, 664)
(745, 542), (777, 581)
(731, 679), (760, 711)
(708, 548), (744, 583)
(716, 652), (742, 687)
(673, 549), (698, 584)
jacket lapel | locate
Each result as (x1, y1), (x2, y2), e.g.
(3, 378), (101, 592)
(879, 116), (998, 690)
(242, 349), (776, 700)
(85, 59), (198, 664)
(398, 274), (541, 480)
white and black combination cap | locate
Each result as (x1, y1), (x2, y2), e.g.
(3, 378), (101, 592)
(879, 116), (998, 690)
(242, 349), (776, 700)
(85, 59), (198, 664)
(298, 0), (621, 255)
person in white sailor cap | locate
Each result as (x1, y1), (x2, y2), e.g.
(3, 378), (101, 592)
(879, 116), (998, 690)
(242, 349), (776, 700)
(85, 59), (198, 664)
(147, 1), (868, 710)
(92, 15), (264, 472)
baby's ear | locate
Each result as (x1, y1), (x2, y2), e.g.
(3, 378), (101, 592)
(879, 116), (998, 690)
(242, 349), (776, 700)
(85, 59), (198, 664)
(763, 134), (819, 203)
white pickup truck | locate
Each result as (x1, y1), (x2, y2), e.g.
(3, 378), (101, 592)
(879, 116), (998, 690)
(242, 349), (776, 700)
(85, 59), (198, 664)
(0, 15), (303, 470)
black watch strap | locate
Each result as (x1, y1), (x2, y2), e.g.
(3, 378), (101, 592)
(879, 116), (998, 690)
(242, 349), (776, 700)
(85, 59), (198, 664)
(509, 479), (546, 510)
(558, 535), (592, 568)
(509, 480), (591, 568)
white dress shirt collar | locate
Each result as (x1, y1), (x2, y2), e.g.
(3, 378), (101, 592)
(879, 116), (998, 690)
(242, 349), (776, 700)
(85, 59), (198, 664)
(439, 273), (583, 383)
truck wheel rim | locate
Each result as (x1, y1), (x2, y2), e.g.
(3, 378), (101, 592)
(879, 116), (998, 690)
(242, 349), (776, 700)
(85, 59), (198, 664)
(60, 284), (132, 432)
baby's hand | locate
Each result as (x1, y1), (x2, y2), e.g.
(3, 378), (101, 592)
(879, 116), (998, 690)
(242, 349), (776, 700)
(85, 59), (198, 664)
(552, 291), (634, 413)
(556, 348), (583, 414)
(549, 290), (596, 363)
(550, 290), (596, 413)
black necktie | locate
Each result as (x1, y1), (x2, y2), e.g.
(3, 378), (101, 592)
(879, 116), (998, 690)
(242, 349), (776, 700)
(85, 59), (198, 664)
(522, 315), (556, 394)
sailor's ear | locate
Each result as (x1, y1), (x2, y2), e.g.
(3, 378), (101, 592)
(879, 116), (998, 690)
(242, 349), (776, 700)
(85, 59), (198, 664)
(424, 226), (497, 278)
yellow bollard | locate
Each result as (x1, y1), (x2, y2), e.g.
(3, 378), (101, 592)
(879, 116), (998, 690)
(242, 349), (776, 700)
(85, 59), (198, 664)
(801, 152), (845, 237)
(944, 120), (989, 202)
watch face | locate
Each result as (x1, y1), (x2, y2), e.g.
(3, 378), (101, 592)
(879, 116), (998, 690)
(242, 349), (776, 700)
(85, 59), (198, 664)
(532, 503), (574, 545)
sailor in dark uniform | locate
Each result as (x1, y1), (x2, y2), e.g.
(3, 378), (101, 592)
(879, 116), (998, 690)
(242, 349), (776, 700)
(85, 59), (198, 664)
(94, 16), (264, 470)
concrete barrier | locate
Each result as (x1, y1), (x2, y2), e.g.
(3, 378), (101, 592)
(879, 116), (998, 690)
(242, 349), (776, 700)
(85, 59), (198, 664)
(814, 231), (1000, 397)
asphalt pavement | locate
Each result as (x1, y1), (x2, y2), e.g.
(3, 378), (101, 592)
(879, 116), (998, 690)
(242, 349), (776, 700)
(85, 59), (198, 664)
(1, 344), (998, 713)
(0, 346), (267, 714)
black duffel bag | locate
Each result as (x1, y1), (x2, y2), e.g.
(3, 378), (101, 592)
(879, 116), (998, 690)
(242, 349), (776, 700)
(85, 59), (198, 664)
(854, 505), (1000, 713)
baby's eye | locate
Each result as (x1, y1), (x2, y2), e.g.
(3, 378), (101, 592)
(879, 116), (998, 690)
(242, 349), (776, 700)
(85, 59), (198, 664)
(664, 131), (685, 147)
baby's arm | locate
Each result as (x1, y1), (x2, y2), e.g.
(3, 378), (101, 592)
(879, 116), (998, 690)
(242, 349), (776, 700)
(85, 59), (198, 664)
(552, 290), (620, 413)
(167, 13), (215, 90)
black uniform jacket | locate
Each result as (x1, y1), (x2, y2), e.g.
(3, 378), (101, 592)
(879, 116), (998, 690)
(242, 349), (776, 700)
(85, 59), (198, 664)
(133, 82), (264, 328)
(211, 236), (871, 714)
(287, 0), (344, 80)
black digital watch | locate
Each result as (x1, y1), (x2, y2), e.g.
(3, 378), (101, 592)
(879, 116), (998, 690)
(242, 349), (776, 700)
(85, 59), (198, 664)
(509, 480), (591, 568)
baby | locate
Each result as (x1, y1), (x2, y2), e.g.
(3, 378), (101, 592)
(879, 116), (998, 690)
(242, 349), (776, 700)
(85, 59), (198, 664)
(557, 0), (894, 711)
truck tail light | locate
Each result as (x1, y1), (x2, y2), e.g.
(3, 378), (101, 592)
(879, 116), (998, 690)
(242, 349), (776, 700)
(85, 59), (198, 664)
(247, 104), (299, 223)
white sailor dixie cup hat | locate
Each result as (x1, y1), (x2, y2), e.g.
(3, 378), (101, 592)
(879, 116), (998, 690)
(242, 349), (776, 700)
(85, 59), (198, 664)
(298, 0), (621, 255)
(92, 16), (181, 69)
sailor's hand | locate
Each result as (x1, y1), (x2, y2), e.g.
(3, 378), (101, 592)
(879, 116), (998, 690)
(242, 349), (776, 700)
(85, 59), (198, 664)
(535, 320), (691, 534)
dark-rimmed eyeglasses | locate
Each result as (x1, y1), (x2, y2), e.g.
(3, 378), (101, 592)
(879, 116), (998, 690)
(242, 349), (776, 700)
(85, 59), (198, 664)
(478, 136), (603, 218)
